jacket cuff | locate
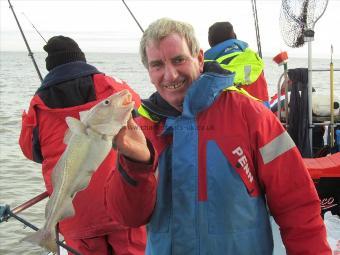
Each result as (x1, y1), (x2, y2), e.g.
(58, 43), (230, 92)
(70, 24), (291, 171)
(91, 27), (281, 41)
(118, 139), (157, 185)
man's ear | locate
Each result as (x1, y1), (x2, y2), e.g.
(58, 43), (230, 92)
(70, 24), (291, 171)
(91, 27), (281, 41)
(198, 49), (204, 73)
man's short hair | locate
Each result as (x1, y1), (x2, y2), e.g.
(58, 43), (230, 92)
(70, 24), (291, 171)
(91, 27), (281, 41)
(139, 18), (200, 69)
(208, 22), (236, 47)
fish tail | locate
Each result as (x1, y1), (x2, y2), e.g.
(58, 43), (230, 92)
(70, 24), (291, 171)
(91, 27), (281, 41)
(21, 228), (58, 253)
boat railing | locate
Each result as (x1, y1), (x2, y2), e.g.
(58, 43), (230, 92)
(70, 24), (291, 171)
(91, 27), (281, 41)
(276, 67), (339, 157)
(276, 68), (340, 127)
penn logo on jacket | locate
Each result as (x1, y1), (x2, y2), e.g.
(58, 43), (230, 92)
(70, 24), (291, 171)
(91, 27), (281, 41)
(232, 146), (254, 183)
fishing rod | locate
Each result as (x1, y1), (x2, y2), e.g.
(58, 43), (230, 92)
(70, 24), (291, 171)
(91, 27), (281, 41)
(12, 191), (48, 215)
(7, 211), (81, 255)
(8, 0), (43, 82)
(0, 191), (48, 223)
(22, 12), (47, 43)
(251, 0), (262, 58)
(122, 0), (144, 33)
(0, 192), (81, 255)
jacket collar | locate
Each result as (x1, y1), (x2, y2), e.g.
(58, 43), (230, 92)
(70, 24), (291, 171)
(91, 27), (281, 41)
(141, 92), (181, 120)
(204, 39), (248, 60)
(37, 61), (101, 92)
(181, 71), (235, 117)
(161, 70), (234, 135)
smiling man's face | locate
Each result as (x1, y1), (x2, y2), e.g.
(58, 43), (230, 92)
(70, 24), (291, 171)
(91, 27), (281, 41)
(146, 33), (204, 111)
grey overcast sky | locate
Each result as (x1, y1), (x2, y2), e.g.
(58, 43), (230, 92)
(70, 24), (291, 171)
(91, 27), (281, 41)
(1, 0), (339, 58)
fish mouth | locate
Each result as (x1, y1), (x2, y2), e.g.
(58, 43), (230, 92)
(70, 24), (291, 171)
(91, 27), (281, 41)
(121, 101), (135, 109)
(111, 89), (133, 106)
(120, 92), (135, 111)
(122, 94), (133, 107)
(162, 79), (186, 90)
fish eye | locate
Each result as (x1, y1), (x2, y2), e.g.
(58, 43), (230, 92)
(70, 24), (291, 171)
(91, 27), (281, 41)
(103, 100), (110, 106)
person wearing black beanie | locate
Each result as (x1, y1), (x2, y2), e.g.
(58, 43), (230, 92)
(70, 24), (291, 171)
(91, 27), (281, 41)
(43, 35), (86, 71)
(19, 36), (147, 254)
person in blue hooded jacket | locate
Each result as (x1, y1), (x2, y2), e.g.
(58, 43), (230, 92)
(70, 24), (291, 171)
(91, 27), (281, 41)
(204, 21), (270, 107)
(105, 18), (331, 255)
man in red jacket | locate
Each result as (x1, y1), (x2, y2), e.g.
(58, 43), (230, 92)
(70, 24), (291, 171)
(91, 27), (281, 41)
(19, 36), (146, 255)
(105, 18), (331, 254)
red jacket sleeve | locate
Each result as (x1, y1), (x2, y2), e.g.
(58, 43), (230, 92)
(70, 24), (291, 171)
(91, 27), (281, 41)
(250, 107), (331, 254)
(104, 139), (158, 227)
(104, 117), (170, 227)
(19, 100), (38, 161)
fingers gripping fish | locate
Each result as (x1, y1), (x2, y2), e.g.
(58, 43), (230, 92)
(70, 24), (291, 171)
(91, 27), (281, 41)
(22, 89), (134, 252)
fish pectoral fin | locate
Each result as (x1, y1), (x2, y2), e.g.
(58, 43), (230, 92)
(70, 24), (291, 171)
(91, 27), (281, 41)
(79, 109), (90, 122)
(63, 129), (72, 144)
(65, 117), (86, 135)
(91, 123), (118, 137)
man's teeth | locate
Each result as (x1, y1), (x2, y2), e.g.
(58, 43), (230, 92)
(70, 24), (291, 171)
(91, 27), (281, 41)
(163, 81), (184, 89)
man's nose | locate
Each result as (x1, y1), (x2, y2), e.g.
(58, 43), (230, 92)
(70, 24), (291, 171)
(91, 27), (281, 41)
(164, 64), (178, 81)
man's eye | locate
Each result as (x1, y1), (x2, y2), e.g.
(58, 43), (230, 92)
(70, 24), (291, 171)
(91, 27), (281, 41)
(103, 100), (110, 105)
(149, 61), (163, 69)
(173, 57), (185, 64)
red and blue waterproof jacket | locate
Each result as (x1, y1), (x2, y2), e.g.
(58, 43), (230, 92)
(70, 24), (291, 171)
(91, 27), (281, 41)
(105, 64), (330, 254)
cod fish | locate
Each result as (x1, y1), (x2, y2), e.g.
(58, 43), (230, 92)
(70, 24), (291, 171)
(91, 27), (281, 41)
(22, 89), (134, 252)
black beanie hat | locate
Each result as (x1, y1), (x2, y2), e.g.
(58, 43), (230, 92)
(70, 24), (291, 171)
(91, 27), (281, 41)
(208, 22), (237, 47)
(44, 35), (86, 71)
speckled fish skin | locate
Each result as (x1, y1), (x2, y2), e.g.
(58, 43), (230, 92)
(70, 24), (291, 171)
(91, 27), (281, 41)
(22, 89), (134, 252)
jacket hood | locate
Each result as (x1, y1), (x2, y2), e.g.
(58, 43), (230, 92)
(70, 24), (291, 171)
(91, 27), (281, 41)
(204, 39), (248, 60)
(38, 61), (101, 92)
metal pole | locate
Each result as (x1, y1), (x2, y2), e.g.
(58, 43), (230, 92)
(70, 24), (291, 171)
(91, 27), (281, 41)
(283, 62), (289, 126)
(305, 28), (315, 157)
(330, 45), (334, 147)
(277, 73), (284, 120)
(8, 0), (43, 81)
(308, 40), (313, 153)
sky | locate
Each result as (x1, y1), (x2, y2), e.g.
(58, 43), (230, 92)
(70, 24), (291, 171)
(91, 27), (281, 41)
(1, 0), (339, 59)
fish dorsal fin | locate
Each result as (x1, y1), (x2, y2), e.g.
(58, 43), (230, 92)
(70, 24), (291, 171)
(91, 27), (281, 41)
(79, 110), (90, 122)
(65, 117), (86, 135)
